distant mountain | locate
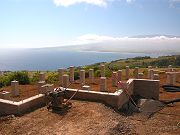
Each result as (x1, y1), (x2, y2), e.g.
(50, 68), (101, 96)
(28, 34), (180, 54)
(51, 34), (180, 54)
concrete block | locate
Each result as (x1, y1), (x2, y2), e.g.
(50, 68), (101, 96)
(0, 99), (19, 116)
(138, 73), (144, 79)
(0, 91), (10, 100)
(100, 77), (107, 92)
(89, 69), (94, 84)
(39, 72), (45, 82)
(58, 68), (64, 86)
(0, 94), (46, 116)
(66, 88), (122, 109)
(134, 67), (139, 79)
(134, 79), (159, 100)
(11, 81), (19, 97)
(80, 70), (85, 86)
(166, 72), (177, 85)
(40, 84), (54, 94)
(63, 74), (69, 88)
(69, 66), (74, 82)
(148, 69), (154, 80)
(168, 65), (173, 72)
(112, 72), (117, 87)
(117, 81), (128, 90)
(153, 74), (159, 80)
(82, 85), (91, 91)
(100, 65), (105, 77)
(38, 81), (45, 89)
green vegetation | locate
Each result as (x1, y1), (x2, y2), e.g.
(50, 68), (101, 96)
(83, 55), (180, 77)
(30, 72), (39, 84)
(0, 71), (30, 88)
(45, 72), (58, 84)
(0, 55), (179, 88)
(106, 55), (180, 69)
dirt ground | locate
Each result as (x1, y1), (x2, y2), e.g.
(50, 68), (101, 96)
(0, 100), (179, 135)
(0, 69), (180, 135)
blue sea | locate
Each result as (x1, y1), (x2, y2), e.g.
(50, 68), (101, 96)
(0, 48), (175, 71)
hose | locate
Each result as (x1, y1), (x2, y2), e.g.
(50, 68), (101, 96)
(162, 98), (180, 104)
(162, 85), (180, 92)
(65, 88), (80, 103)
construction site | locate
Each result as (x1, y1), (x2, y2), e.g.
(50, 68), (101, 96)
(0, 65), (180, 135)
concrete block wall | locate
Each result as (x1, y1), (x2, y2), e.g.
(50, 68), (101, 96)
(133, 79), (159, 100)
(0, 94), (45, 116)
(18, 94), (46, 114)
(0, 99), (18, 116)
(65, 88), (121, 108)
(0, 79), (159, 115)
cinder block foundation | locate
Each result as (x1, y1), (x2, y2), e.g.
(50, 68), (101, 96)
(0, 79), (159, 115)
(0, 94), (45, 116)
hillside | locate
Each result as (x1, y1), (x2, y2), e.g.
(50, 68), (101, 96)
(0, 55), (180, 135)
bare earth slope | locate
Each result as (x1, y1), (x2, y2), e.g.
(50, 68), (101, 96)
(0, 100), (180, 135)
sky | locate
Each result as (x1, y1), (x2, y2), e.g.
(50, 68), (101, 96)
(0, 0), (180, 48)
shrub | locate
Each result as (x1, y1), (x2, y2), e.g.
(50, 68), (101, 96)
(30, 72), (39, 84)
(95, 70), (101, 77)
(105, 70), (112, 77)
(0, 76), (11, 88)
(74, 71), (80, 80)
(9, 71), (30, 85)
(175, 55), (180, 66)
(85, 71), (89, 78)
(0, 71), (30, 88)
(46, 72), (58, 84)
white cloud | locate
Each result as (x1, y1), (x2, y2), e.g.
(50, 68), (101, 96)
(72, 34), (180, 44)
(70, 34), (180, 53)
(53, 0), (137, 7)
(53, 0), (107, 7)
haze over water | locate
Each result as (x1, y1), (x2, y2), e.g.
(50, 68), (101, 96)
(0, 48), (176, 71)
